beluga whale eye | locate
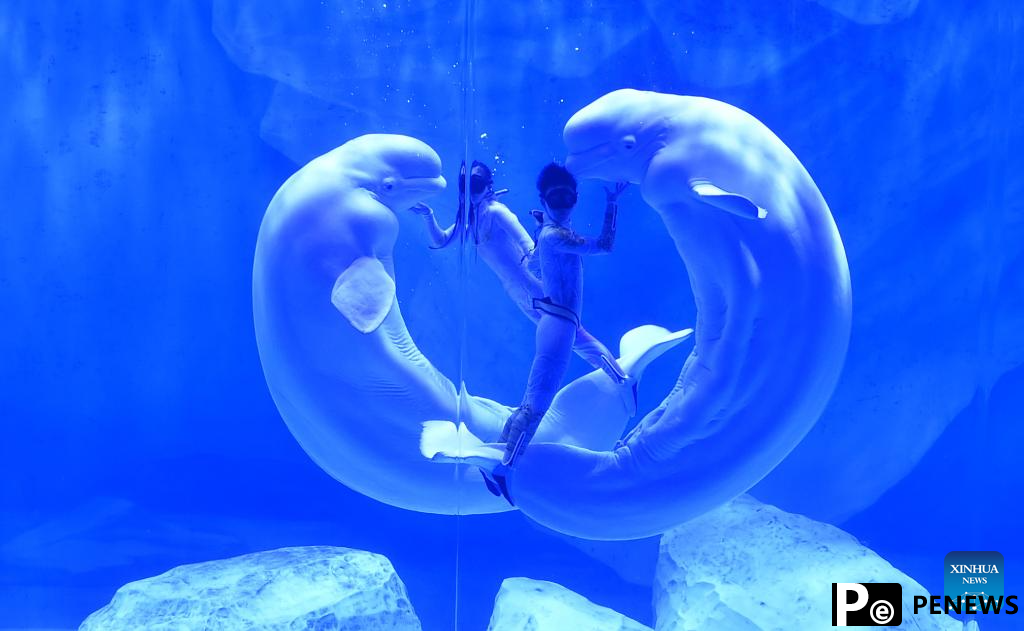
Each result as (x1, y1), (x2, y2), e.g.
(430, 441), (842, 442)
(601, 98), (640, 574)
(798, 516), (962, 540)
(622, 135), (637, 151)
(381, 176), (396, 192)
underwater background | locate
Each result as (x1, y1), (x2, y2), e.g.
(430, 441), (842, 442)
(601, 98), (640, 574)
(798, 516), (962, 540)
(1, 0), (1022, 629)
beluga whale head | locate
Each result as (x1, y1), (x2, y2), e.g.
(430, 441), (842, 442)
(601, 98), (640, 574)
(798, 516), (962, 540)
(342, 134), (447, 212)
(563, 89), (668, 184)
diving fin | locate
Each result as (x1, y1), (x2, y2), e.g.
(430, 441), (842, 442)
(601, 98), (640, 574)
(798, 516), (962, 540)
(480, 469), (501, 496)
(480, 467), (514, 505)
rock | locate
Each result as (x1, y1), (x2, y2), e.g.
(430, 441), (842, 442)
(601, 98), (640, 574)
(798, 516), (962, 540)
(488, 577), (651, 631)
(654, 495), (967, 631)
(79, 546), (421, 631)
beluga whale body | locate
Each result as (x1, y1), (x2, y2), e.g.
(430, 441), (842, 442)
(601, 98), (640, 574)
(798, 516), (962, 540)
(425, 91), (852, 539)
(253, 133), (688, 515)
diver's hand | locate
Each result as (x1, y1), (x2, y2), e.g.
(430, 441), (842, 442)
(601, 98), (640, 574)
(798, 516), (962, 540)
(605, 181), (629, 203)
(411, 202), (434, 216)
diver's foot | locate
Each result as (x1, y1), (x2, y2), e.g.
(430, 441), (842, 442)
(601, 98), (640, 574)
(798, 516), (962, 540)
(480, 469), (501, 496)
(480, 467), (514, 505)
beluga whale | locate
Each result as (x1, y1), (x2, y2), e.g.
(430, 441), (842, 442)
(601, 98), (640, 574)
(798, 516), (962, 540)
(424, 90), (852, 540)
(253, 133), (689, 516)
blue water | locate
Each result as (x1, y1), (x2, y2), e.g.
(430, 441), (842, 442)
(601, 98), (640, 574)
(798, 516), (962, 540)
(1, 1), (1021, 629)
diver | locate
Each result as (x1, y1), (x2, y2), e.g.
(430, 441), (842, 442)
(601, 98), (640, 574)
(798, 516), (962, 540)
(411, 160), (626, 384)
(499, 163), (628, 467)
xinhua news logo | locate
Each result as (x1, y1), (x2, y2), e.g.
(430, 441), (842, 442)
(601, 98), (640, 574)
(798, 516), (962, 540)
(833, 552), (1018, 626)
(945, 550), (1004, 611)
(832, 583), (902, 626)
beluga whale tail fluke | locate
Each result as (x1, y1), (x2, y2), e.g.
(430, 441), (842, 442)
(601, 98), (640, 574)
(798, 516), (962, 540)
(421, 325), (693, 468)
(488, 90), (852, 540)
(618, 325), (693, 383)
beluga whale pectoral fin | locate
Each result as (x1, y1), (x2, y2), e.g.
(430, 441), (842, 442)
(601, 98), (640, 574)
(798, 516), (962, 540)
(330, 256), (396, 333)
(689, 178), (768, 220)
(419, 421), (505, 470)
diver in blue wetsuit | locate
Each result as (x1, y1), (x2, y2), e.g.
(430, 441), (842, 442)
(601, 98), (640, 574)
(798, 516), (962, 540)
(412, 161), (627, 383)
(500, 162), (628, 467)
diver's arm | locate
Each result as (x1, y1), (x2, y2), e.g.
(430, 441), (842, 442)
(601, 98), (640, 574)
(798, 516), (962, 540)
(412, 203), (456, 248)
(546, 198), (618, 255)
(526, 249), (542, 278)
(511, 214), (537, 260)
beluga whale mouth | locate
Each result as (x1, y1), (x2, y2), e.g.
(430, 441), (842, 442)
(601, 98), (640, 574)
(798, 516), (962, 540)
(398, 175), (446, 194)
(564, 144), (617, 178)
(429, 90), (852, 540)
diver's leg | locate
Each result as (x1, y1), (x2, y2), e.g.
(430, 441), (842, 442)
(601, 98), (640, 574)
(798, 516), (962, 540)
(573, 326), (627, 383)
(501, 314), (576, 465)
(506, 278), (543, 325)
(524, 315), (576, 412)
(512, 294), (542, 326)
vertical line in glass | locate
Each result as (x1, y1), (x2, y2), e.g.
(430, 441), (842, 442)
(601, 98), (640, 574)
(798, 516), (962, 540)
(453, 0), (478, 628)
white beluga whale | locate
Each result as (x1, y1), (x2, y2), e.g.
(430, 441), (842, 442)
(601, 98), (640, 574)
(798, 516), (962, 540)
(424, 90), (852, 539)
(253, 133), (689, 515)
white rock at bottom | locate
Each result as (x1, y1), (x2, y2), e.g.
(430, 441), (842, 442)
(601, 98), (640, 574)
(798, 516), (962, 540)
(79, 545), (420, 630)
(655, 495), (974, 631)
(488, 577), (652, 631)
